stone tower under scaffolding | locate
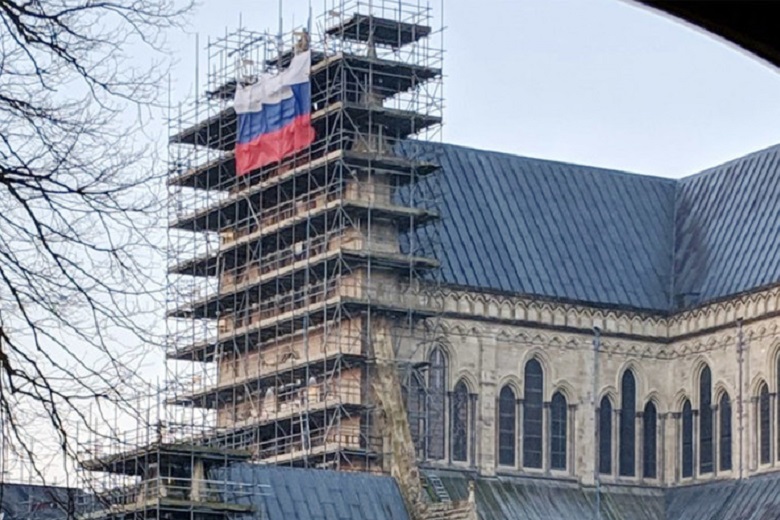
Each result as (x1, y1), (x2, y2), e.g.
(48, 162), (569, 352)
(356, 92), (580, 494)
(165, 0), (443, 474)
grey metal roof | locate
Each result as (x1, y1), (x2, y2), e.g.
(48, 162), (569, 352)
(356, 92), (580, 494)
(212, 464), (410, 520)
(665, 472), (780, 520)
(430, 471), (665, 520)
(0, 483), (74, 520)
(399, 141), (780, 312)
(431, 470), (780, 520)
(674, 145), (780, 308)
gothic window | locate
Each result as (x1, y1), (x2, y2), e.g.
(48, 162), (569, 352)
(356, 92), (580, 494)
(550, 391), (567, 470)
(405, 371), (427, 456)
(682, 399), (693, 478)
(719, 392), (732, 471)
(599, 396), (612, 475)
(523, 358), (544, 469)
(619, 369), (636, 477)
(498, 385), (517, 466)
(451, 380), (470, 462)
(643, 401), (657, 479)
(699, 365), (713, 474)
(428, 347), (447, 460)
(759, 382), (770, 464)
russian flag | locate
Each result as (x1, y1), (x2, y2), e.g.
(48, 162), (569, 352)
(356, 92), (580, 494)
(234, 50), (315, 175)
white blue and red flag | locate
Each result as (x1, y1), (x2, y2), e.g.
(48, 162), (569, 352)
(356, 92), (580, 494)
(234, 50), (315, 175)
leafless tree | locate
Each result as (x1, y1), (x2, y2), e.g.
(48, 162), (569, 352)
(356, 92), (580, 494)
(0, 0), (191, 497)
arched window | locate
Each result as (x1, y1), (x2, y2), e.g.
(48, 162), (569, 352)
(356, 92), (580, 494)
(759, 382), (770, 464)
(682, 399), (693, 478)
(599, 396), (612, 475)
(428, 347), (447, 460)
(719, 392), (732, 471)
(498, 385), (516, 466)
(619, 370), (636, 477)
(643, 401), (657, 479)
(405, 371), (427, 457)
(523, 359), (544, 469)
(699, 366), (713, 474)
(550, 391), (567, 470)
(451, 380), (470, 462)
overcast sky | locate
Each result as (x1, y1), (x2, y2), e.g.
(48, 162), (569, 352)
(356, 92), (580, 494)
(169, 0), (780, 179)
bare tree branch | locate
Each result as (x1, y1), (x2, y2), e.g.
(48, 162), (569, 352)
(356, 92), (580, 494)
(0, 0), (193, 510)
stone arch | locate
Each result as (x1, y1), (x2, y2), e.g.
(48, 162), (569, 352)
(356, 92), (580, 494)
(472, 295), (489, 316)
(705, 308), (717, 329)
(598, 386), (618, 406)
(529, 332), (548, 348)
(617, 361), (644, 406)
(672, 389), (692, 412)
(643, 391), (665, 414)
(551, 380), (577, 404)
(449, 323), (468, 339)
(512, 329), (529, 344)
(750, 374), (770, 397)
(496, 374), (522, 396)
(467, 324), (485, 339)
(499, 299), (514, 320)
(689, 355), (715, 405)
(539, 303), (554, 324)
(566, 308), (581, 328)
(495, 328), (513, 342)
(486, 296), (500, 318)
(453, 370), (478, 394)
(725, 303), (736, 323)
(519, 348), (552, 394)
(767, 340), (780, 392)
(714, 381), (736, 404)
(548, 335), (564, 348)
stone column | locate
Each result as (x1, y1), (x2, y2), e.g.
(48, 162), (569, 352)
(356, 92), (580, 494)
(543, 401), (551, 474)
(770, 393), (776, 466)
(672, 412), (681, 482)
(611, 407), (618, 478)
(447, 391), (453, 465)
(751, 396), (759, 470)
(568, 404), (577, 475)
(692, 409), (699, 480)
(470, 392), (478, 469)
(713, 403), (720, 477)
(517, 399), (524, 470)
(637, 411), (645, 480)
(479, 335), (498, 474)
(659, 413), (667, 484)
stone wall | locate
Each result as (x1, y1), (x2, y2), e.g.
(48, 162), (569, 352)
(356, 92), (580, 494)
(395, 282), (780, 486)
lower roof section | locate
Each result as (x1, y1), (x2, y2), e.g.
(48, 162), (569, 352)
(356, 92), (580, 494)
(429, 468), (780, 520)
(210, 464), (410, 520)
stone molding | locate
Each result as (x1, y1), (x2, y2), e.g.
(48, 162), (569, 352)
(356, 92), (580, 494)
(414, 284), (780, 360)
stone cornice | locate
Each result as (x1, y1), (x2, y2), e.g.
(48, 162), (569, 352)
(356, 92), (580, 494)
(416, 282), (780, 359)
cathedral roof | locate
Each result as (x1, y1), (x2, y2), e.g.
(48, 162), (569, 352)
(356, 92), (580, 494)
(212, 464), (410, 520)
(431, 469), (780, 520)
(401, 141), (780, 313)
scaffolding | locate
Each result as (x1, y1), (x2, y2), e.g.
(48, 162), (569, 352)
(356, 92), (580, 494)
(77, 1), (445, 518)
(164, 0), (444, 476)
(76, 420), (269, 520)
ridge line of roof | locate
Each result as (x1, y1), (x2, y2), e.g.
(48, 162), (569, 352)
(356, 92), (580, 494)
(434, 140), (679, 184)
(680, 142), (780, 182)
